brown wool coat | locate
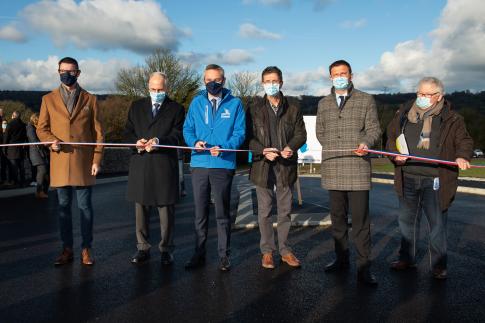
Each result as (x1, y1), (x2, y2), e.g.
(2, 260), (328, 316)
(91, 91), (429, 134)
(316, 85), (381, 191)
(386, 99), (473, 211)
(36, 87), (104, 187)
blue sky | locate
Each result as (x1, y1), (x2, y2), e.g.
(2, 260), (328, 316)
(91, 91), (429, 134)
(1, 0), (484, 95)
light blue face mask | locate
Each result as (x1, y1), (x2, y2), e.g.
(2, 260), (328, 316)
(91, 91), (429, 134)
(416, 96), (432, 109)
(263, 83), (280, 96)
(150, 91), (166, 104)
(332, 77), (349, 90)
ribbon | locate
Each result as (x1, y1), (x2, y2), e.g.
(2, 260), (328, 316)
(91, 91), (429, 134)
(1, 142), (484, 169)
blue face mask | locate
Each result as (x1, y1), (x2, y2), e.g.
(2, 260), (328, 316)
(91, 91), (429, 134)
(332, 77), (349, 90)
(206, 81), (224, 96)
(150, 91), (166, 104)
(263, 83), (280, 96)
(416, 96), (432, 109)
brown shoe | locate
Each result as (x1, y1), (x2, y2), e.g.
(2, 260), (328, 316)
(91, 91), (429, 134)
(390, 260), (416, 271)
(36, 191), (49, 199)
(81, 248), (95, 266)
(281, 253), (301, 268)
(54, 247), (73, 266)
(262, 253), (275, 269)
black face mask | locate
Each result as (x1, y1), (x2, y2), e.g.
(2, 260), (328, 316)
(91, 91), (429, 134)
(60, 72), (78, 86)
(205, 81), (223, 96)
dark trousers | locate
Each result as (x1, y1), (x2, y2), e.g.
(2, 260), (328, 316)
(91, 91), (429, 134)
(135, 203), (175, 253)
(398, 175), (447, 270)
(0, 153), (8, 181)
(35, 164), (48, 193)
(256, 166), (293, 256)
(8, 158), (25, 184)
(191, 167), (234, 258)
(329, 190), (371, 269)
(57, 186), (94, 249)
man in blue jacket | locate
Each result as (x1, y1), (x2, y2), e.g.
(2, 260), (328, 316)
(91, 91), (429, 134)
(183, 64), (246, 271)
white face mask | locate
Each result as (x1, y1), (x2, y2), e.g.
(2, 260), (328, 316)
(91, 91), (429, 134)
(2, 124), (6, 130)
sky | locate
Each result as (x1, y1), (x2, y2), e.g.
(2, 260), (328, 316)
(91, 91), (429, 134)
(0, 0), (484, 95)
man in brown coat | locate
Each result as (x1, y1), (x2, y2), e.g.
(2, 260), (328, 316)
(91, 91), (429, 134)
(37, 57), (104, 266)
(316, 60), (381, 285)
(386, 77), (473, 280)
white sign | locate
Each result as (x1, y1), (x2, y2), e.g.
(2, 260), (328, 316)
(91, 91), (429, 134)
(298, 116), (321, 163)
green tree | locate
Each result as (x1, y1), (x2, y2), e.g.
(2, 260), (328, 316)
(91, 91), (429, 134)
(115, 49), (201, 108)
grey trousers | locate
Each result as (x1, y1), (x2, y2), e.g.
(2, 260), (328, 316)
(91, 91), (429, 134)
(135, 203), (175, 253)
(256, 167), (293, 256)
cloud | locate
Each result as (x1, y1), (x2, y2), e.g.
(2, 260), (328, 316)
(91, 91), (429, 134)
(0, 56), (132, 92)
(355, 0), (485, 93)
(0, 23), (26, 43)
(281, 66), (329, 96)
(340, 18), (367, 29)
(239, 23), (283, 40)
(180, 49), (255, 67)
(19, 0), (189, 54)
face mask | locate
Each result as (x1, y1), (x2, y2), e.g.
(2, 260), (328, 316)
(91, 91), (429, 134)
(150, 91), (166, 104)
(416, 96), (432, 109)
(263, 83), (280, 96)
(60, 72), (77, 86)
(2, 124), (6, 130)
(332, 77), (349, 90)
(206, 81), (223, 96)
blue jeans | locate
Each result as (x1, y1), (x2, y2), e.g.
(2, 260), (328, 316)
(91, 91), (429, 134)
(57, 186), (94, 249)
(398, 175), (447, 270)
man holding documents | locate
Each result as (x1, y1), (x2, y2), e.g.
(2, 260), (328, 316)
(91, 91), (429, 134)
(386, 77), (473, 279)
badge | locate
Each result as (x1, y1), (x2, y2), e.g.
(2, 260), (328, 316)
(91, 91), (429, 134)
(221, 109), (231, 119)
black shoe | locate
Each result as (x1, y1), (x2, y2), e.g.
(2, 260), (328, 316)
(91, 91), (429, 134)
(161, 252), (174, 266)
(357, 269), (378, 286)
(324, 259), (350, 273)
(131, 250), (150, 264)
(432, 268), (447, 280)
(219, 256), (231, 271)
(185, 254), (206, 270)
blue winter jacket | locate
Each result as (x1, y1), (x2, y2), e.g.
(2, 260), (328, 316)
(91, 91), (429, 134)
(183, 88), (246, 169)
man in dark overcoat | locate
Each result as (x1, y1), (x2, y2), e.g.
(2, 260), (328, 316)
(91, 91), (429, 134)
(124, 72), (185, 266)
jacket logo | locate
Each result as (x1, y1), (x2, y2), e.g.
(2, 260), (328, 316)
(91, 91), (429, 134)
(82, 105), (90, 112)
(221, 109), (231, 119)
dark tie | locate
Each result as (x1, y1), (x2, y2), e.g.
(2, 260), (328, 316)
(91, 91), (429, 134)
(338, 96), (345, 110)
(152, 103), (160, 118)
(211, 99), (217, 116)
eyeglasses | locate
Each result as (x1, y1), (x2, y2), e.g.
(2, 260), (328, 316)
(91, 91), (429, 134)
(262, 80), (281, 85)
(58, 69), (79, 76)
(417, 92), (440, 98)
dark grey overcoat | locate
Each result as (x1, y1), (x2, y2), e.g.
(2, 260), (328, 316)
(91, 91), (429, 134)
(124, 96), (185, 206)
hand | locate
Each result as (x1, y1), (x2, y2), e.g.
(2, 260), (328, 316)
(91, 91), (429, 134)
(51, 140), (61, 152)
(394, 155), (409, 165)
(263, 148), (279, 161)
(91, 163), (101, 176)
(136, 138), (148, 153)
(456, 157), (471, 170)
(210, 146), (221, 157)
(280, 146), (293, 159)
(195, 141), (206, 152)
(145, 137), (159, 153)
(354, 143), (368, 156)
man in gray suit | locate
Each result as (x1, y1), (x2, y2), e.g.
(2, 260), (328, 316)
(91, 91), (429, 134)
(316, 60), (381, 285)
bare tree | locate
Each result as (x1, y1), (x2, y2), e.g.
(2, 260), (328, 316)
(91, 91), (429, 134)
(227, 71), (261, 108)
(116, 49), (201, 108)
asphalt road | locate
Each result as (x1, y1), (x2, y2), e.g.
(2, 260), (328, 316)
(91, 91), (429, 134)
(0, 175), (484, 323)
